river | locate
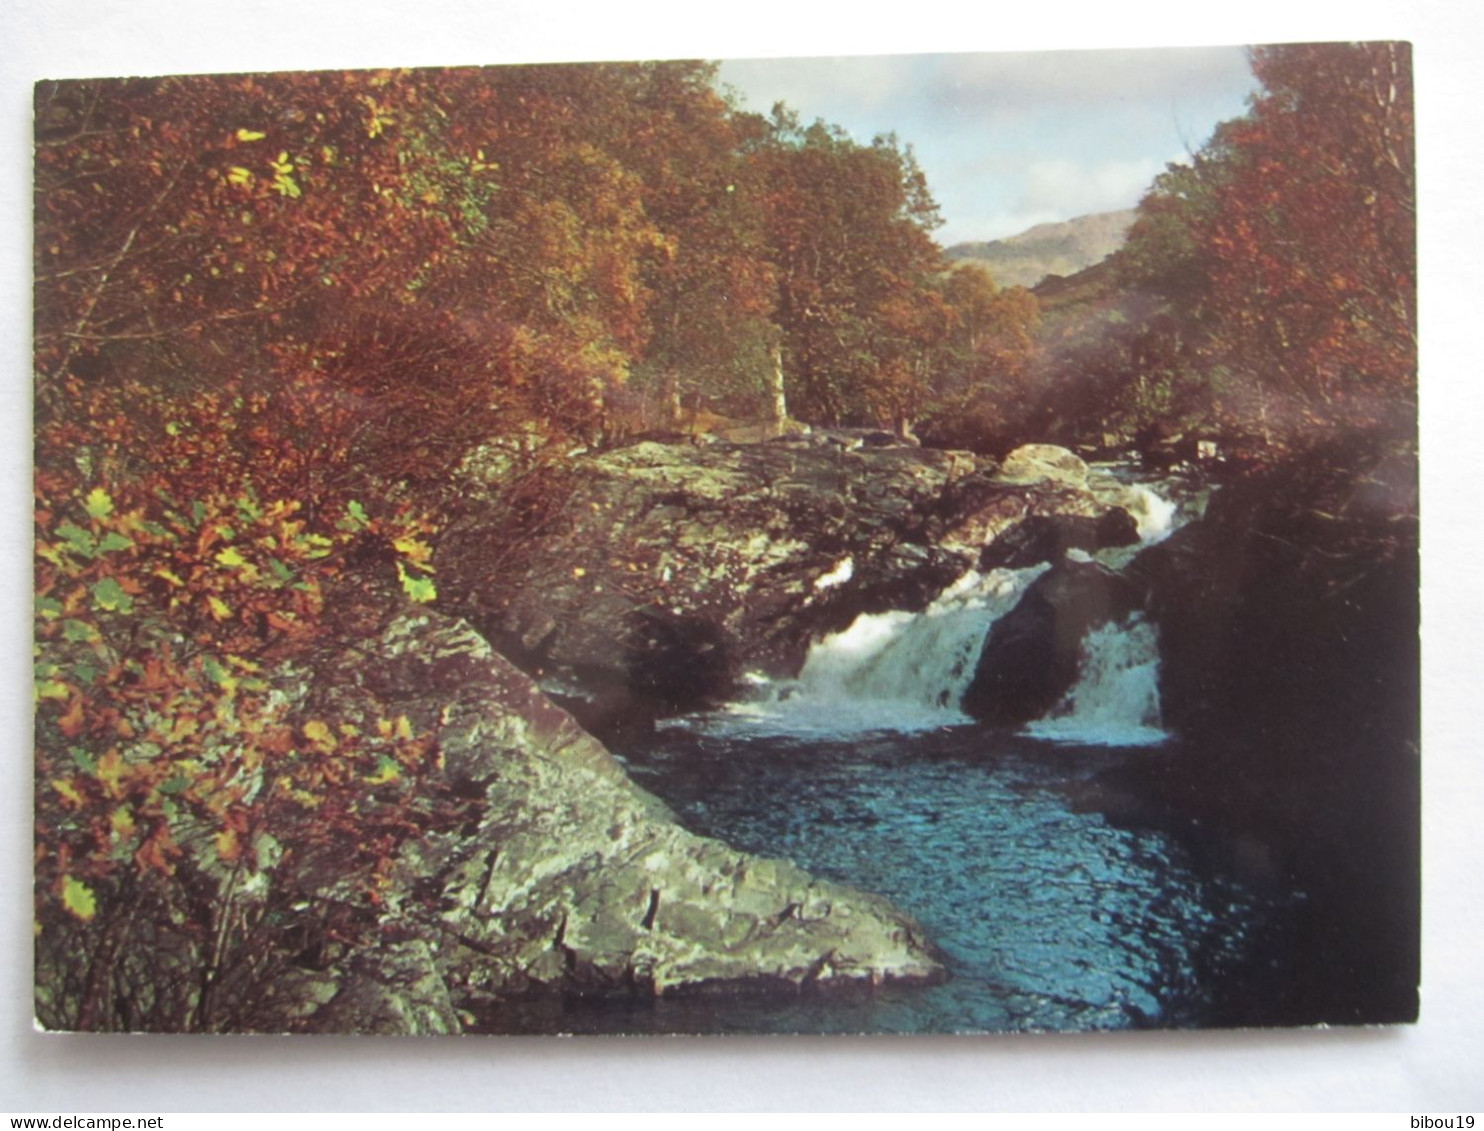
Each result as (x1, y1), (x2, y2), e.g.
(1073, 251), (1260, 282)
(476, 474), (1277, 1035)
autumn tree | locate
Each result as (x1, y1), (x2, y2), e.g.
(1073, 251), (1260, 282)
(748, 111), (947, 428)
(34, 70), (471, 1030)
(1116, 42), (1415, 444)
(602, 64), (780, 424)
(913, 265), (1041, 451)
(1212, 42), (1414, 429)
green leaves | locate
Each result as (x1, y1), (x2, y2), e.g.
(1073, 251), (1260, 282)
(396, 561), (437, 604)
(56, 522), (96, 558)
(90, 576), (133, 614)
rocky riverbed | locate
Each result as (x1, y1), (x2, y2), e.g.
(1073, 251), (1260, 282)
(438, 437), (1165, 740)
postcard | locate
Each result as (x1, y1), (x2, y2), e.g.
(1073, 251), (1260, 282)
(33, 43), (1417, 1034)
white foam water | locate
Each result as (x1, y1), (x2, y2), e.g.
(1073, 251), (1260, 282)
(1126, 483), (1180, 543)
(680, 565), (1048, 737)
(673, 477), (1181, 745)
(1023, 616), (1168, 747)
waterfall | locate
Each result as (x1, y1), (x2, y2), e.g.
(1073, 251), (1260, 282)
(678, 475), (1183, 745)
(693, 565), (1047, 736)
(1022, 616), (1168, 747)
(1126, 483), (1179, 543)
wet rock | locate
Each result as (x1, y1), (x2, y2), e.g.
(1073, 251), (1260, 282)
(439, 440), (984, 730)
(978, 508), (1140, 570)
(311, 608), (946, 1024)
(440, 440), (1164, 737)
(935, 445), (1156, 558)
(1101, 436), (1420, 1025)
(961, 560), (1144, 725)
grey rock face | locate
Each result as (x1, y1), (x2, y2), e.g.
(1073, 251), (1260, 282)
(302, 607), (946, 1030)
(960, 561), (1144, 726)
(440, 440), (983, 728)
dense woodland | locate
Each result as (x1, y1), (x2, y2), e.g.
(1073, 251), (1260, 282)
(34, 44), (1415, 1023)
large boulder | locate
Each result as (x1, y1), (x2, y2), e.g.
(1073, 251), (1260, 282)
(1094, 436), (1420, 1025)
(977, 508), (1140, 570)
(960, 560), (1143, 726)
(330, 609), (945, 1023)
(439, 439), (982, 731)
(996, 442), (1094, 487)
(935, 444), (1164, 557)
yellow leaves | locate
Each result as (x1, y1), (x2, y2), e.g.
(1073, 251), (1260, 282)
(396, 561), (437, 603)
(110, 806), (136, 842)
(302, 719), (336, 753)
(215, 828), (241, 863)
(271, 165), (302, 199)
(61, 876), (97, 922)
(52, 778), (84, 808)
(215, 546), (247, 568)
(278, 782), (322, 810)
(207, 594), (233, 621)
(235, 128), (267, 142)
(96, 749), (125, 798)
(36, 680), (70, 702)
(360, 95), (395, 139)
(375, 715), (414, 741)
(391, 534), (433, 569)
(227, 166), (256, 188)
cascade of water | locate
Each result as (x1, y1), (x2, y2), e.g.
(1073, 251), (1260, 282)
(1126, 483), (1179, 543)
(676, 475), (1184, 743)
(690, 565), (1048, 736)
(1022, 616), (1168, 747)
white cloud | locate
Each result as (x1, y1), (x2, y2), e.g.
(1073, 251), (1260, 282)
(716, 49), (1257, 244)
(717, 55), (930, 121)
(930, 46), (1255, 108)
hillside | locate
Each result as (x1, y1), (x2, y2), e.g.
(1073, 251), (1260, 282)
(945, 208), (1137, 289)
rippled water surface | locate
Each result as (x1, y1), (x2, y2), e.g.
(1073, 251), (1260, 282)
(506, 725), (1264, 1035)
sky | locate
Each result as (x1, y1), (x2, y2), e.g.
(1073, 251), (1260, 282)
(718, 47), (1260, 247)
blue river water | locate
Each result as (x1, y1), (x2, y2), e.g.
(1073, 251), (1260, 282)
(488, 722), (1267, 1035)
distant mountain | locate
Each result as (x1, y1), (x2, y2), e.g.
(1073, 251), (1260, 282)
(945, 209), (1137, 290)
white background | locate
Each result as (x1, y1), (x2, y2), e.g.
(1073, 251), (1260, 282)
(4, 0), (1481, 1112)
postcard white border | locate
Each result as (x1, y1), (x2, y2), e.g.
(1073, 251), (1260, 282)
(4, 0), (1481, 1112)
